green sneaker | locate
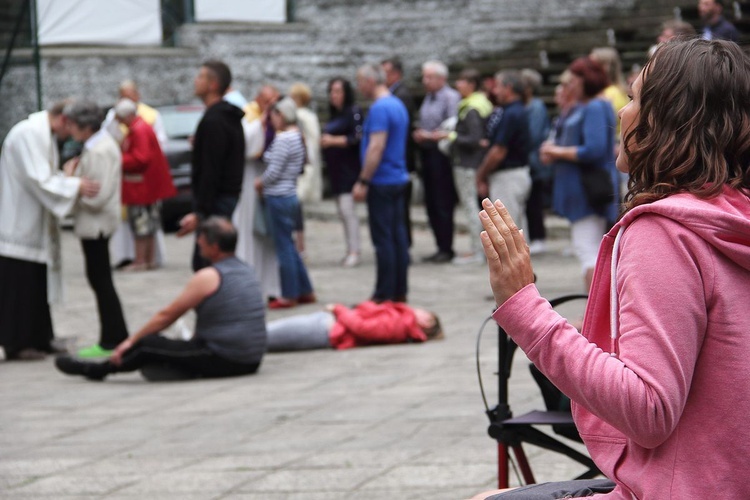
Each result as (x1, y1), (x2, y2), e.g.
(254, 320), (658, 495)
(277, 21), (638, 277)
(76, 344), (113, 359)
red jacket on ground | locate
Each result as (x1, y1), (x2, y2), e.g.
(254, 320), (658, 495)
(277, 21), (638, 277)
(121, 116), (176, 205)
(329, 301), (427, 350)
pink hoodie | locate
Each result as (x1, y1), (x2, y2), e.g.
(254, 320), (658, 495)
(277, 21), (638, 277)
(493, 186), (750, 499)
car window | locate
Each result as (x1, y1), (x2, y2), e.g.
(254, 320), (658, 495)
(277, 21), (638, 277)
(159, 106), (204, 139)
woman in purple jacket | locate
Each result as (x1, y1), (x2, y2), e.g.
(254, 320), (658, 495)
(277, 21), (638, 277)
(471, 39), (750, 499)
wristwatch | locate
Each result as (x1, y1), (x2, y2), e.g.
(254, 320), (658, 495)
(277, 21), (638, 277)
(357, 177), (370, 186)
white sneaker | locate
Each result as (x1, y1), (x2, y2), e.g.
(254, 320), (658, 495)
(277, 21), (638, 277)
(451, 253), (485, 265)
(342, 253), (361, 267)
(528, 240), (547, 255)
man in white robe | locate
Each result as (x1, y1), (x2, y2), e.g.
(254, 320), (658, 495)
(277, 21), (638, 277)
(0, 101), (99, 360)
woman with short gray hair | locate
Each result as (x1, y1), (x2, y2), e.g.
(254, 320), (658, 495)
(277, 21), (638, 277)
(63, 100), (129, 358)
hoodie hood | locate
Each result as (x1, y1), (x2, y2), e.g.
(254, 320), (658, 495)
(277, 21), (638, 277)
(208, 99), (245, 122)
(613, 185), (750, 271)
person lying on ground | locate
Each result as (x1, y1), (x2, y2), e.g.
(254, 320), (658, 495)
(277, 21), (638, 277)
(266, 300), (443, 352)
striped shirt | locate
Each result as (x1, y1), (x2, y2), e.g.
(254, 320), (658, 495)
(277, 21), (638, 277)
(261, 130), (305, 197)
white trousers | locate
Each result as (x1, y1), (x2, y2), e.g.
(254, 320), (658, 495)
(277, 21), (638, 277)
(570, 214), (607, 272)
(488, 166), (532, 237)
(453, 166), (484, 255)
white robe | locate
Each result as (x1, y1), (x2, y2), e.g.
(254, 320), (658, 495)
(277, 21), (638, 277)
(295, 106), (323, 203)
(233, 119), (280, 299)
(0, 111), (81, 303)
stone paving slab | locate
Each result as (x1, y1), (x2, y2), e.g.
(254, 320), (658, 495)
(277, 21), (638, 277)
(0, 200), (591, 499)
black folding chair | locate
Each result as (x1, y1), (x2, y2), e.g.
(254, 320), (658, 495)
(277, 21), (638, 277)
(476, 294), (601, 488)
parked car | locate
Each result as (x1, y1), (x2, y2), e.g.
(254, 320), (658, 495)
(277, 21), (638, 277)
(157, 103), (205, 231)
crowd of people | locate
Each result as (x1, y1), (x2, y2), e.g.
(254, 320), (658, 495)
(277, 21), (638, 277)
(3, 3), (750, 496)
(1, 2), (743, 358)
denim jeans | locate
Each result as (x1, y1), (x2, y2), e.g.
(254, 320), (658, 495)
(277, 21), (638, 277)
(265, 195), (313, 299)
(367, 183), (409, 301)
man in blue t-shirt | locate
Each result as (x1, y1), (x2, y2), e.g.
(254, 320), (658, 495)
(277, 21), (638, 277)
(476, 70), (532, 236)
(354, 63), (410, 302)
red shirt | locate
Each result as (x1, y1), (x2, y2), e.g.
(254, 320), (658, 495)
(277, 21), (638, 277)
(121, 116), (176, 205)
(329, 301), (427, 350)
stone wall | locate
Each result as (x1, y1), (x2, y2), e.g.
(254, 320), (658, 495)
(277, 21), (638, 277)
(0, 0), (640, 140)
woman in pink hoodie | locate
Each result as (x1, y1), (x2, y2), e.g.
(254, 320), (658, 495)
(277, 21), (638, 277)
(472, 39), (750, 499)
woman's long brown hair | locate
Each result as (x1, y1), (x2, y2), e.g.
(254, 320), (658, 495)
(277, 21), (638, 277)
(623, 39), (750, 211)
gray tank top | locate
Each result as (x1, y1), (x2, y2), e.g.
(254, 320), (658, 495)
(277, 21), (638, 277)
(194, 256), (267, 364)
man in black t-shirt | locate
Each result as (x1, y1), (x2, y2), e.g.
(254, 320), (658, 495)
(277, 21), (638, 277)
(475, 70), (532, 236)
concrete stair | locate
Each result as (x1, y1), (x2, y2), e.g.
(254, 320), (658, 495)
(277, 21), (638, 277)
(441, 0), (750, 113)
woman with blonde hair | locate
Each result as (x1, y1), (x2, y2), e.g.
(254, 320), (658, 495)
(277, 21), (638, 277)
(472, 38), (750, 500)
(590, 47), (628, 116)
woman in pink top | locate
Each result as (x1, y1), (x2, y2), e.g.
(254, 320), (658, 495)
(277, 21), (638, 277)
(472, 39), (750, 499)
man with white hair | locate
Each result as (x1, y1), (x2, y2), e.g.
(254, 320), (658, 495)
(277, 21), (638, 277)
(413, 60), (460, 264)
(354, 63), (410, 303)
(103, 79), (169, 271)
(114, 99), (176, 272)
(104, 79), (167, 147)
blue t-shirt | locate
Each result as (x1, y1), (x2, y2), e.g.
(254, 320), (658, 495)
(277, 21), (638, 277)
(487, 99), (530, 170)
(361, 95), (409, 185)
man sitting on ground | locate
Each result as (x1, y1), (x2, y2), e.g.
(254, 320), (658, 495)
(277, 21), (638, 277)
(55, 217), (267, 381)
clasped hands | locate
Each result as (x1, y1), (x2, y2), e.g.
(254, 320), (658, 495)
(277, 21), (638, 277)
(478, 198), (535, 306)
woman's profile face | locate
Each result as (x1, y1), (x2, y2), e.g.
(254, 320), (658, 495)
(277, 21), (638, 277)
(617, 70), (642, 173)
(329, 80), (345, 110)
(566, 73), (584, 101)
(413, 308), (435, 330)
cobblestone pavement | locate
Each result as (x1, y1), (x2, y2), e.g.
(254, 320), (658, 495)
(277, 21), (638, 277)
(0, 201), (593, 499)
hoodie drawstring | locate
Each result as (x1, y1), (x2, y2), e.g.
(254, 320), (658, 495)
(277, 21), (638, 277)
(609, 226), (626, 357)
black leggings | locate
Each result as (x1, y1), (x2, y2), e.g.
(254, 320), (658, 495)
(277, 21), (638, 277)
(113, 335), (260, 379)
(81, 236), (128, 349)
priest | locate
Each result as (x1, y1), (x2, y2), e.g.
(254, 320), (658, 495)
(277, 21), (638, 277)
(0, 101), (100, 360)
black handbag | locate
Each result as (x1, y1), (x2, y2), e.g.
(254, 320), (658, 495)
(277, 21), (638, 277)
(580, 166), (615, 210)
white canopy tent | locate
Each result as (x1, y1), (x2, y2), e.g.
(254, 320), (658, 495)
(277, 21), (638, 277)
(34, 1), (287, 46)
(194, 0), (286, 23)
(36, 0), (163, 46)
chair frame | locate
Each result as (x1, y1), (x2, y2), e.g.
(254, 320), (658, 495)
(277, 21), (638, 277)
(482, 294), (601, 488)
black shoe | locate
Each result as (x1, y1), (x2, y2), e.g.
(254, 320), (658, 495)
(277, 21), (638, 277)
(114, 259), (133, 270)
(422, 251), (454, 264)
(54, 355), (108, 381)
